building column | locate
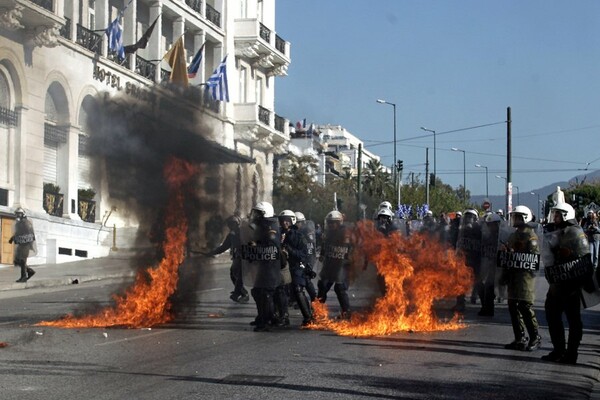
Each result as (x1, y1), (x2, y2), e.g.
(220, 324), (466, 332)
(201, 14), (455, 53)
(13, 105), (28, 209)
(123, 0), (136, 70)
(148, 0), (162, 81)
(60, 125), (81, 220)
(194, 30), (205, 82)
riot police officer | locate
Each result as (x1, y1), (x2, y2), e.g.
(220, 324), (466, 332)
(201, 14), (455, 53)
(241, 202), (282, 332)
(455, 209), (481, 311)
(499, 205), (542, 351)
(9, 207), (37, 282)
(295, 211), (318, 301)
(375, 207), (399, 294)
(202, 215), (248, 303)
(279, 210), (313, 326)
(542, 202), (591, 364)
(317, 210), (352, 318)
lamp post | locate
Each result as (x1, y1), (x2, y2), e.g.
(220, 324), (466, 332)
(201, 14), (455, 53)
(421, 127), (436, 183)
(514, 185), (520, 204)
(452, 147), (466, 203)
(496, 175), (508, 212)
(530, 191), (540, 220)
(377, 99), (397, 206)
(474, 164), (489, 198)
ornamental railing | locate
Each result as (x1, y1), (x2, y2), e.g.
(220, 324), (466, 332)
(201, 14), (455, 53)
(43, 191), (64, 217)
(0, 106), (18, 127)
(206, 4), (221, 27)
(78, 199), (96, 222)
(274, 114), (285, 133)
(76, 24), (102, 54)
(275, 34), (286, 55)
(135, 55), (156, 81)
(59, 17), (71, 39)
(258, 106), (270, 126)
(185, 0), (202, 14)
(259, 23), (271, 43)
(30, 0), (53, 12)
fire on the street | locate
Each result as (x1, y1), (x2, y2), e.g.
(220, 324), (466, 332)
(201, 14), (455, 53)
(309, 221), (473, 337)
(37, 158), (197, 329)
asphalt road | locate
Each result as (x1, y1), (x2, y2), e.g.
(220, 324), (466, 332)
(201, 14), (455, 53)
(0, 259), (599, 400)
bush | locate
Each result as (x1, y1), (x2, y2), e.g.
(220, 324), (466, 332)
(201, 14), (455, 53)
(78, 188), (96, 201)
(43, 182), (60, 194)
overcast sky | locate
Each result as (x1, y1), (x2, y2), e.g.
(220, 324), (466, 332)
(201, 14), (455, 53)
(275, 0), (600, 197)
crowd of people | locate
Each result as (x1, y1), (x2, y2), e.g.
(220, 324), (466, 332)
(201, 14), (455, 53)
(202, 194), (597, 366)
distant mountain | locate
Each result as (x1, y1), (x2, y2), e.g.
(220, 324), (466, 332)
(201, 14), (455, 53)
(470, 169), (600, 219)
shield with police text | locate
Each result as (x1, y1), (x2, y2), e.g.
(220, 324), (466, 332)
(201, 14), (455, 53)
(240, 217), (282, 289)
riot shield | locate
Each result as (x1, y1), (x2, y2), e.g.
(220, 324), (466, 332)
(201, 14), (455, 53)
(456, 220), (482, 270)
(480, 219), (501, 286)
(300, 220), (317, 269)
(319, 225), (351, 283)
(239, 217), (282, 289)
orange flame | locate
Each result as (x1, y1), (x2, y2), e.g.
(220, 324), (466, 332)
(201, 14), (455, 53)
(309, 220), (473, 337)
(38, 158), (197, 329)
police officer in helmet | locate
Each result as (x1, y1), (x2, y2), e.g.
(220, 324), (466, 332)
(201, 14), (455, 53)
(542, 202), (590, 364)
(317, 210), (352, 319)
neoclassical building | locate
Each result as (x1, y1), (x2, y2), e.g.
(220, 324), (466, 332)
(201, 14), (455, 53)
(0, 0), (290, 265)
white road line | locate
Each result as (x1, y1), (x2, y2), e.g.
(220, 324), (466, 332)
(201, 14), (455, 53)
(95, 329), (171, 346)
(198, 287), (224, 293)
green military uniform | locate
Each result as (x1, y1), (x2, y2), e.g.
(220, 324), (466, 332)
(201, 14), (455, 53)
(544, 221), (590, 363)
(501, 223), (541, 351)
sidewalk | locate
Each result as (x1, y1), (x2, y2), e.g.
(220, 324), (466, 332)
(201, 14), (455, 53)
(0, 254), (137, 292)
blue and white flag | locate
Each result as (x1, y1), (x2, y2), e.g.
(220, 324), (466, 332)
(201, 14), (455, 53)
(205, 55), (229, 102)
(105, 16), (125, 60)
(187, 43), (205, 78)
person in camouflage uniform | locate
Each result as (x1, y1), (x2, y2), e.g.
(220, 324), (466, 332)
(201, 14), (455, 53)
(499, 205), (541, 351)
(542, 203), (590, 364)
(9, 207), (37, 283)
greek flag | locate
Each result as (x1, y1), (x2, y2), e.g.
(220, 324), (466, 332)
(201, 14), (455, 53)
(205, 55), (229, 102)
(105, 16), (125, 60)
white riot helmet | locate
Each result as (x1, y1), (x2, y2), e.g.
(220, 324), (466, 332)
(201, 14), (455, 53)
(278, 209), (297, 225)
(14, 207), (26, 217)
(463, 209), (479, 220)
(379, 201), (392, 210)
(251, 201), (274, 219)
(294, 211), (306, 222)
(552, 202), (576, 222)
(377, 208), (394, 219)
(325, 210), (344, 227)
(485, 213), (502, 223)
(510, 205), (532, 225)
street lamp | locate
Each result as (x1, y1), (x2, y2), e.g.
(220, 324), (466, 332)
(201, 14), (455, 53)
(530, 191), (540, 220)
(474, 164), (489, 198)
(514, 185), (520, 204)
(421, 127), (436, 183)
(452, 147), (466, 202)
(496, 175), (508, 212)
(377, 99), (397, 206)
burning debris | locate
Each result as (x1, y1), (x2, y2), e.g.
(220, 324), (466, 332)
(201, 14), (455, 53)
(309, 220), (472, 337)
(38, 158), (197, 328)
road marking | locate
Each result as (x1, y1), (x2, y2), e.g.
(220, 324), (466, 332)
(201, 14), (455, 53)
(198, 288), (224, 293)
(95, 329), (170, 346)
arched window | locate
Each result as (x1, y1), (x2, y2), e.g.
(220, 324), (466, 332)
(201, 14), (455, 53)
(78, 96), (94, 190)
(43, 84), (68, 188)
(0, 67), (14, 188)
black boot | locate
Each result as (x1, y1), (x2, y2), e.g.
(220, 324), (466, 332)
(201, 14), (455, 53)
(26, 268), (35, 280)
(295, 288), (314, 326)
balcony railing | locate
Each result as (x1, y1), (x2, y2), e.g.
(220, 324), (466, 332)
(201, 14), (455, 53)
(107, 52), (128, 66)
(275, 34), (285, 54)
(274, 114), (285, 134)
(76, 24), (102, 54)
(44, 123), (68, 144)
(185, 0), (202, 14)
(0, 106), (18, 127)
(135, 55), (156, 81)
(259, 23), (271, 43)
(160, 68), (170, 83)
(258, 106), (270, 126)
(30, 0), (53, 12)
(59, 17), (71, 39)
(200, 88), (220, 113)
(206, 4), (221, 27)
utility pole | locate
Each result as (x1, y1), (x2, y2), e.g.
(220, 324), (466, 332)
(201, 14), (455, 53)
(507, 106), (512, 213)
(357, 144), (362, 220)
(425, 148), (430, 206)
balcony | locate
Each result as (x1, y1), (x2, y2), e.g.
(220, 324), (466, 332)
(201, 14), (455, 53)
(206, 3), (220, 28)
(234, 103), (289, 152)
(1, 0), (64, 47)
(0, 106), (18, 127)
(135, 55), (157, 81)
(185, 0), (202, 14)
(234, 18), (290, 76)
